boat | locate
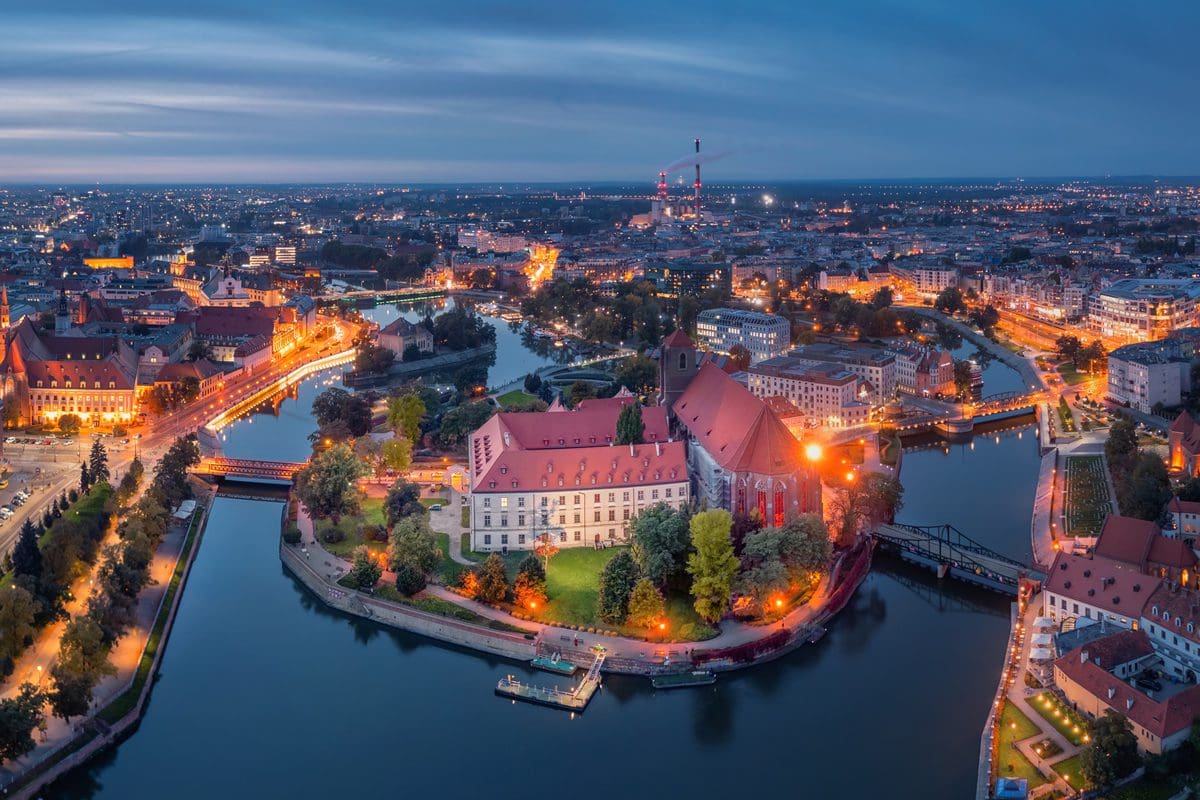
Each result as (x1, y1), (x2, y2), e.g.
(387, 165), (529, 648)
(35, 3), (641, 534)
(499, 311), (523, 323)
(651, 670), (717, 689)
(531, 654), (577, 676)
(532, 327), (556, 339)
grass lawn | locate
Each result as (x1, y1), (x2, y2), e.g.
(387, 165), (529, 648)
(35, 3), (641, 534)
(996, 702), (1047, 789)
(462, 545), (718, 641)
(1058, 365), (1089, 386)
(1094, 778), (1183, 800)
(1050, 754), (1086, 791)
(1064, 456), (1110, 538)
(497, 390), (538, 409)
(430, 531), (466, 585)
(1032, 692), (1089, 746)
(314, 497), (386, 558)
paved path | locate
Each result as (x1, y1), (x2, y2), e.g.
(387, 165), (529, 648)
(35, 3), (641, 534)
(427, 490), (473, 566)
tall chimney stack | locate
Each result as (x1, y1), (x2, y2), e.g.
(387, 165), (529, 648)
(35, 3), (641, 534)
(693, 137), (701, 220)
(657, 170), (668, 201)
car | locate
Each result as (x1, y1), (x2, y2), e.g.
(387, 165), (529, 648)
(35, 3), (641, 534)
(1136, 677), (1162, 692)
(4, 437), (13, 444)
(11, 497), (24, 507)
(428, 504), (444, 511)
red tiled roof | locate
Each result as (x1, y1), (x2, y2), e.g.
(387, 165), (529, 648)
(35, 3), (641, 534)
(1056, 631), (1200, 739)
(1143, 583), (1200, 649)
(472, 440), (687, 493)
(1044, 551), (1159, 619)
(1168, 497), (1200, 516)
(661, 329), (695, 348)
(1096, 515), (1197, 572)
(673, 363), (806, 476)
(1071, 629), (1154, 669)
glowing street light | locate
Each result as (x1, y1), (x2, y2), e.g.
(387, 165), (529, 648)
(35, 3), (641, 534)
(805, 443), (823, 462)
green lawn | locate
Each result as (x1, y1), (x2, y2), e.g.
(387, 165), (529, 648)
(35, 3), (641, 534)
(1064, 456), (1111, 538)
(430, 531), (466, 585)
(462, 545), (717, 640)
(1095, 778), (1184, 800)
(373, 585), (533, 634)
(1058, 365), (1088, 386)
(1032, 692), (1088, 746)
(497, 390), (538, 409)
(1058, 397), (1076, 432)
(314, 497), (387, 558)
(1051, 754), (1086, 791)
(996, 702), (1047, 788)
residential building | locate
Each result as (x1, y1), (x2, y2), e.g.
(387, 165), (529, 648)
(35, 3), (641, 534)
(1169, 411), (1200, 476)
(645, 261), (731, 298)
(378, 317), (433, 358)
(788, 342), (897, 404)
(694, 308), (791, 364)
(1107, 339), (1192, 413)
(746, 356), (871, 428)
(1091, 279), (1200, 345)
(886, 344), (956, 397)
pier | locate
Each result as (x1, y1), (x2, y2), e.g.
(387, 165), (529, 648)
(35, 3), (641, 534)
(495, 651), (605, 712)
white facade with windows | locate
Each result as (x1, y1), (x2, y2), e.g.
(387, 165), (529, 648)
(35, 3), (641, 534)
(695, 308), (791, 364)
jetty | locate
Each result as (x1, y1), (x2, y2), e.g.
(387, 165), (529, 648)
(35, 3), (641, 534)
(496, 651), (604, 712)
(531, 653), (577, 676)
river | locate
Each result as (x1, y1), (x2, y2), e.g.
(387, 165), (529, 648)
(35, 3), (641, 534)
(44, 338), (1041, 800)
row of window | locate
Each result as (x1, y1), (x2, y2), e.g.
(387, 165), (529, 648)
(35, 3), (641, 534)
(480, 487), (682, 509)
(480, 528), (626, 547)
(483, 507), (637, 528)
(35, 380), (120, 390)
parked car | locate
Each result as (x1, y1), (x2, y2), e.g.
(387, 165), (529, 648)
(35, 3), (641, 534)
(428, 504), (444, 512)
(1136, 677), (1162, 692)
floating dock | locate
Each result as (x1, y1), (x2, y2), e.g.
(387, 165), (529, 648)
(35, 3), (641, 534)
(652, 670), (717, 690)
(531, 654), (577, 676)
(496, 652), (604, 712)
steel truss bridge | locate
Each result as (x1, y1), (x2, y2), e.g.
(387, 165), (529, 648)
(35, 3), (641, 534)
(193, 457), (308, 484)
(872, 523), (1042, 595)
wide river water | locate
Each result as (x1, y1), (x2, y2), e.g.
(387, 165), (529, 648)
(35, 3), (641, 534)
(45, 322), (1039, 800)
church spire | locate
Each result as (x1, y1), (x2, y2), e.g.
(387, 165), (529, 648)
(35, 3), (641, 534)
(0, 286), (10, 330)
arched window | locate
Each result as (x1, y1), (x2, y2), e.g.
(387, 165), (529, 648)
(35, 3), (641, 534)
(678, 351), (687, 371)
(735, 485), (746, 517)
(757, 489), (767, 522)
(773, 485), (786, 527)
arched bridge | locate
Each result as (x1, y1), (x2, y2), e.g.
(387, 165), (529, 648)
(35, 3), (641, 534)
(872, 523), (1043, 595)
(193, 457), (308, 484)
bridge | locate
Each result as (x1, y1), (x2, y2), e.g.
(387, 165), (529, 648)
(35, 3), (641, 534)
(892, 390), (1041, 437)
(193, 457), (308, 484)
(872, 523), (1043, 595)
(315, 286), (446, 305)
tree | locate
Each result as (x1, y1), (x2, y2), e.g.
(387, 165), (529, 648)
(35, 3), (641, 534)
(727, 344), (752, 372)
(597, 551), (640, 624)
(384, 480), (423, 527)
(630, 503), (691, 589)
(735, 530), (790, 612)
(293, 443), (369, 521)
(79, 461), (91, 493)
(88, 440), (110, 485)
(48, 667), (94, 723)
(566, 381), (596, 408)
(437, 401), (496, 449)
(870, 286), (893, 310)
(0, 585), (37, 661)
(513, 555), (548, 610)
(394, 562), (426, 596)
(12, 520), (41, 581)
(1105, 418), (1139, 477)
(475, 553), (509, 604)
(388, 516), (441, 576)
(827, 472), (905, 545)
(454, 364), (489, 394)
(615, 402), (645, 445)
(354, 342), (395, 375)
(1078, 340), (1107, 372)
(953, 361), (974, 399)
(185, 340), (212, 362)
(386, 394), (426, 443)
(311, 388), (372, 439)
(380, 436), (413, 474)
(0, 684), (45, 763)
(523, 373), (542, 394)
(1055, 335), (1082, 363)
(626, 577), (666, 629)
(687, 510), (739, 624)
(58, 616), (114, 682)
(346, 546), (382, 590)
(1080, 711), (1140, 788)
(934, 287), (965, 315)
(58, 413), (81, 435)
(1118, 452), (1171, 521)
(534, 534), (559, 570)
(777, 514), (831, 581)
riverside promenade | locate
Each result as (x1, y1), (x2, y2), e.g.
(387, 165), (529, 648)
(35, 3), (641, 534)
(288, 504), (873, 675)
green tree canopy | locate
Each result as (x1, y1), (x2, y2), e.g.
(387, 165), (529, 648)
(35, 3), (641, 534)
(597, 551), (640, 624)
(615, 402), (645, 445)
(475, 553), (509, 604)
(626, 577), (666, 629)
(1081, 711), (1140, 788)
(630, 503), (691, 589)
(0, 585), (38, 661)
(388, 516), (442, 576)
(347, 546), (383, 589)
(0, 684), (45, 762)
(386, 393), (426, 443)
(383, 479), (424, 527)
(293, 443), (369, 521)
(687, 510), (739, 624)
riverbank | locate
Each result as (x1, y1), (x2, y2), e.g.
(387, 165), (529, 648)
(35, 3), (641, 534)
(343, 343), (497, 388)
(2, 491), (213, 799)
(902, 306), (1046, 393)
(281, 504), (876, 676)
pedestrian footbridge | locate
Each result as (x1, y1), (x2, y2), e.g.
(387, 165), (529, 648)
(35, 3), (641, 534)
(193, 457), (307, 484)
(872, 523), (1043, 594)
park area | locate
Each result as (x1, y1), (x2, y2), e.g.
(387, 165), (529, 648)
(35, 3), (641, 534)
(460, 544), (717, 641)
(996, 702), (1048, 790)
(1064, 456), (1112, 538)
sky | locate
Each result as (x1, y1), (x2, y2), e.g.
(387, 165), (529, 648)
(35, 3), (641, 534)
(2, 1), (1199, 184)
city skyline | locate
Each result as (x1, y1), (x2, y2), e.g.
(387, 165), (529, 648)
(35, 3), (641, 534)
(4, 1), (1200, 183)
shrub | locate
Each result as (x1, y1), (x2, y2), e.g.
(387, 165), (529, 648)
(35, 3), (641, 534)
(283, 524), (302, 545)
(320, 526), (346, 544)
(394, 562), (426, 596)
(364, 524), (388, 543)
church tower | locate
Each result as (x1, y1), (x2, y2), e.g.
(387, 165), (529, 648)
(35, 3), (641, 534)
(0, 286), (9, 365)
(657, 328), (700, 412)
(55, 287), (71, 335)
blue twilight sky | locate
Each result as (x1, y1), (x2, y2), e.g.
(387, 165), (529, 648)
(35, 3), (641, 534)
(2, 0), (1198, 184)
